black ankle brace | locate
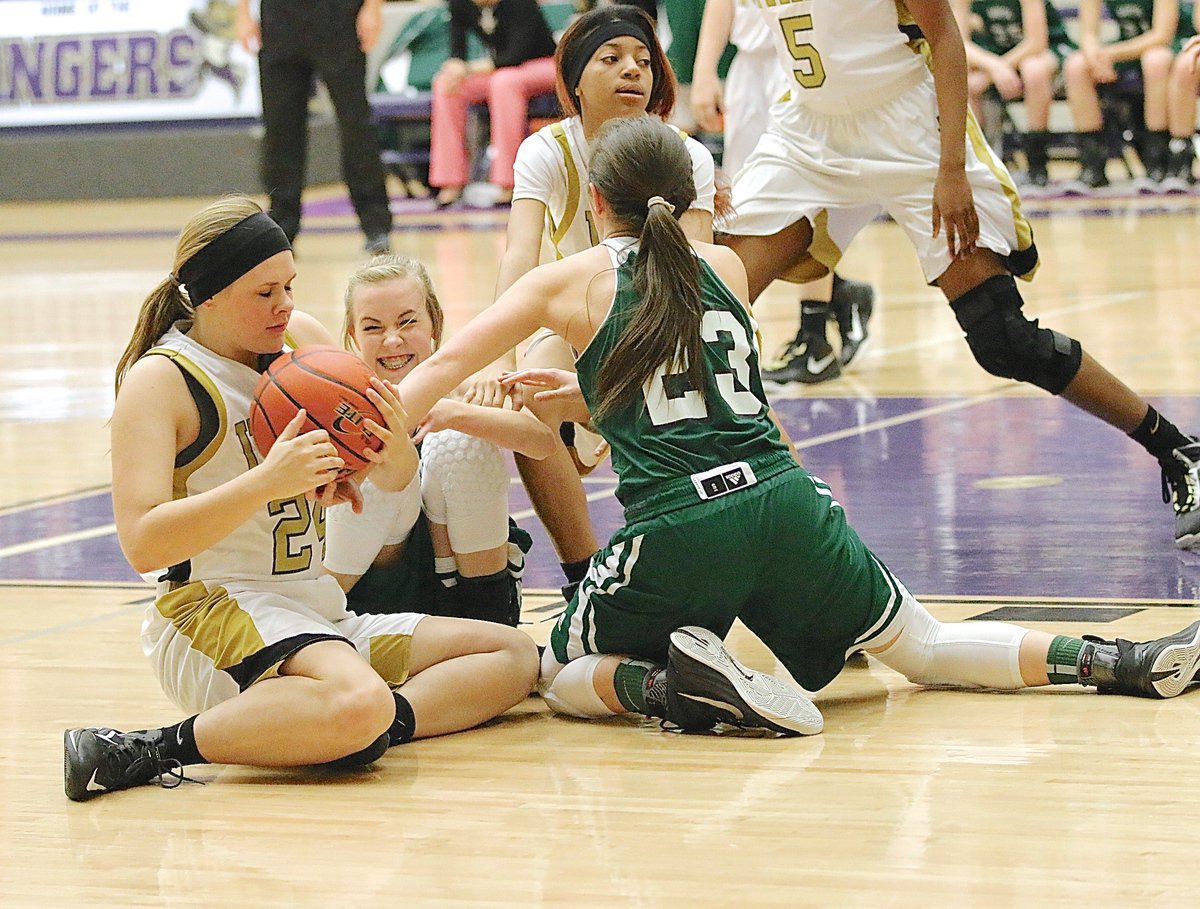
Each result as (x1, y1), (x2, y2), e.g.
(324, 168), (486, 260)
(1077, 638), (1121, 689)
(800, 303), (830, 336)
(1130, 406), (1191, 467)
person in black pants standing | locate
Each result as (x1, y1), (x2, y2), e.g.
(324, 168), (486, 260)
(236, 0), (393, 253)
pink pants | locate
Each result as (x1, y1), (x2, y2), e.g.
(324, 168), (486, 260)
(429, 56), (557, 189)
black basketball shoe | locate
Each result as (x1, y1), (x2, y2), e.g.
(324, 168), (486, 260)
(64, 727), (191, 802)
(664, 626), (824, 735)
(760, 331), (841, 385)
(830, 275), (875, 366)
(1163, 438), (1200, 550)
(1078, 621), (1200, 698)
(1160, 140), (1196, 194)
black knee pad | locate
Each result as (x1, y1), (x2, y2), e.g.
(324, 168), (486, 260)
(320, 731), (389, 770)
(950, 275), (1082, 394)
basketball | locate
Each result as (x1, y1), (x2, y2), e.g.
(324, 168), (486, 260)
(250, 345), (385, 479)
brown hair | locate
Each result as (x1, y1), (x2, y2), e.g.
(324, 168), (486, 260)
(342, 254), (445, 352)
(114, 194), (264, 392)
(554, 6), (676, 119)
(587, 116), (701, 419)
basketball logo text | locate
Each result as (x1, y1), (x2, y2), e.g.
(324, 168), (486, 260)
(331, 400), (376, 442)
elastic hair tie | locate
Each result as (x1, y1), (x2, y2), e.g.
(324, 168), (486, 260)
(647, 195), (675, 213)
(170, 274), (195, 313)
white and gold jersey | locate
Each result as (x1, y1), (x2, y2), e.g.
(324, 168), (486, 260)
(146, 324), (326, 590)
(512, 115), (716, 260)
(731, 0), (774, 53)
(752, 0), (927, 113)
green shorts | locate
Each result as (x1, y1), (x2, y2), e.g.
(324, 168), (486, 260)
(345, 511), (443, 616)
(346, 516), (531, 618)
(549, 465), (903, 691)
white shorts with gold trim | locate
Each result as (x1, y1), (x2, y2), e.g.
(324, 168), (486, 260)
(141, 574), (424, 714)
(725, 77), (1036, 284)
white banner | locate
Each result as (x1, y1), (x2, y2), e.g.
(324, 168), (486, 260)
(0, 0), (262, 126)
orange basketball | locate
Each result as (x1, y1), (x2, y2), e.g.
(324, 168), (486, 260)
(250, 345), (385, 480)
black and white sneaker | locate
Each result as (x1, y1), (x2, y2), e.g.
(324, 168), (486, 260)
(830, 275), (875, 366)
(760, 332), (841, 385)
(1162, 438), (1200, 549)
(1059, 165), (1110, 196)
(64, 727), (190, 802)
(665, 626), (824, 735)
(1079, 621), (1200, 698)
(1160, 141), (1195, 194)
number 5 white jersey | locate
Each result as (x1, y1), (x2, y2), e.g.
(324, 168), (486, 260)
(752, 0), (928, 113)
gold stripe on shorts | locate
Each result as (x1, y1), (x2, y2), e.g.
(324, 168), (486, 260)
(964, 110), (1038, 279)
(370, 633), (414, 688)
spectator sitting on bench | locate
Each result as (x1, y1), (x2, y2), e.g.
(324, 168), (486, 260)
(431, 0), (559, 208)
(1164, 5), (1200, 190)
(953, 0), (1077, 188)
(1063, 0), (1195, 191)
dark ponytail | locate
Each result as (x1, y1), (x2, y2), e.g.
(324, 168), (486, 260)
(587, 116), (701, 419)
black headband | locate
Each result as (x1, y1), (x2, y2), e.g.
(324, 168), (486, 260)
(176, 212), (291, 306)
(561, 12), (658, 99)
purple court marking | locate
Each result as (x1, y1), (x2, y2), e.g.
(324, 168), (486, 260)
(302, 195), (512, 218)
(0, 227), (181, 244)
(5, 395), (1198, 604)
(772, 394), (1200, 603)
(0, 493), (115, 548)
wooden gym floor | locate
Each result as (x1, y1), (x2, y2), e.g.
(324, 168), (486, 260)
(1, 186), (1199, 906)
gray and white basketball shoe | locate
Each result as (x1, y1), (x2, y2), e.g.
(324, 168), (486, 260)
(665, 626), (824, 735)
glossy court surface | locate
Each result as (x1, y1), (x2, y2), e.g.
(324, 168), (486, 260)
(1, 183), (1198, 905)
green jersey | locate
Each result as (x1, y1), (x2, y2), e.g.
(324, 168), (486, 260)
(1103, 0), (1194, 53)
(574, 239), (790, 519)
(970, 0), (1073, 55)
(1105, 0), (1154, 41)
(1179, 3), (1197, 41)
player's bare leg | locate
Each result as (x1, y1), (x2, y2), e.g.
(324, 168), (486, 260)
(513, 332), (600, 596)
(719, 219), (817, 303)
(938, 248), (1200, 547)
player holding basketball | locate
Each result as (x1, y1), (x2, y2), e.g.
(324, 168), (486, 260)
(393, 116), (1200, 737)
(62, 196), (537, 802)
(714, 0), (1200, 550)
(324, 253), (554, 626)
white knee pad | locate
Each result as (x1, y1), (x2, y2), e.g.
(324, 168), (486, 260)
(538, 652), (617, 718)
(869, 594), (1029, 690)
(420, 429), (509, 554)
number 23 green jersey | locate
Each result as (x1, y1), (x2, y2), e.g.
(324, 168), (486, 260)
(574, 239), (791, 516)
